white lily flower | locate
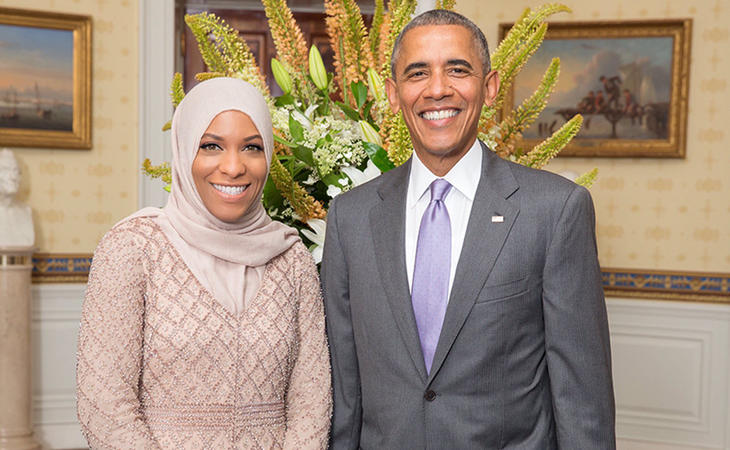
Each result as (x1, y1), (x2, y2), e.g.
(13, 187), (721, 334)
(301, 218), (326, 263)
(358, 120), (383, 146)
(342, 159), (382, 187)
(291, 109), (313, 131)
(327, 184), (342, 198)
(302, 174), (318, 185)
(304, 104), (318, 120)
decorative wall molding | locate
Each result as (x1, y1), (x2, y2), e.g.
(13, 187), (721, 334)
(27, 292), (730, 448)
(31, 254), (730, 306)
(31, 283), (87, 449)
(32, 253), (93, 283)
(607, 298), (730, 449)
(603, 268), (730, 303)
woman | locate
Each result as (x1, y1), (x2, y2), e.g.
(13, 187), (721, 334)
(77, 78), (331, 449)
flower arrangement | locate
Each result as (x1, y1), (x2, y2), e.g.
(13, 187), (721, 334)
(143, 1), (596, 261)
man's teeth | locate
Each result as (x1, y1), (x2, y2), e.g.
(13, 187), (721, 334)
(421, 109), (458, 120)
(213, 184), (248, 195)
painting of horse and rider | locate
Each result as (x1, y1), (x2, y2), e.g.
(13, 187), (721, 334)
(502, 19), (691, 157)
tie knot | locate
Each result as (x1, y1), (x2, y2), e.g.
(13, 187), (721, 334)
(430, 179), (452, 202)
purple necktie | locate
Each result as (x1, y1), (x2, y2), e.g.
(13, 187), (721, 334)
(411, 178), (452, 373)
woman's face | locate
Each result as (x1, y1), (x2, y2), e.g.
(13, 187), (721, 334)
(192, 110), (268, 223)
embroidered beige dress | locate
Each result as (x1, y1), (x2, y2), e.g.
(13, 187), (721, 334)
(77, 217), (331, 449)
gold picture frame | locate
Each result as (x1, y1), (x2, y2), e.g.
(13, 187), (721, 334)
(0, 7), (92, 149)
(499, 19), (691, 157)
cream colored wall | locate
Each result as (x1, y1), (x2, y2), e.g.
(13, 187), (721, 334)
(459, 0), (729, 273)
(0, 0), (138, 253)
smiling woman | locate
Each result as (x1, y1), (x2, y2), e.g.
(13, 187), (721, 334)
(76, 78), (332, 449)
(192, 110), (269, 223)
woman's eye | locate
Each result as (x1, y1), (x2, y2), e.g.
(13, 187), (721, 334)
(200, 143), (222, 151)
(244, 144), (264, 152)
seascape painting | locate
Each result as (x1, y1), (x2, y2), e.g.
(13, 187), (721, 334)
(514, 37), (673, 141)
(0, 24), (74, 132)
(501, 20), (691, 157)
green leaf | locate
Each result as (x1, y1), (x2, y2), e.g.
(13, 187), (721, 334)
(362, 141), (395, 172)
(291, 145), (315, 167)
(350, 81), (368, 109)
(336, 101), (362, 121)
(362, 100), (375, 124)
(322, 172), (347, 187)
(288, 113), (305, 142)
(263, 177), (284, 209)
(273, 134), (296, 148)
(275, 93), (296, 106)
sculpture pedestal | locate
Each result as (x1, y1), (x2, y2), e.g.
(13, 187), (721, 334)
(0, 247), (41, 450)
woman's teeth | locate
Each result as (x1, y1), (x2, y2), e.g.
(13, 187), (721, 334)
(421, 109), (458, 120)
(213, 184), (248, 195)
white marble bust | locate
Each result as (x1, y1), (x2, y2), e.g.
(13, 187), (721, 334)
(0, 149), (34, 247)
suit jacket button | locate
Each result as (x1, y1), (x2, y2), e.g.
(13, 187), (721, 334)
(424, 390), (436, 401)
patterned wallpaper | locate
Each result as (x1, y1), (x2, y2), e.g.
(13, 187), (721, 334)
(2, 0), (728, 278)
(461, 0), (730, 273)
(0, 0), (138, 253)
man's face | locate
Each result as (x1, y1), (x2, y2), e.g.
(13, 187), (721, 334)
(386, 24), (499, 174)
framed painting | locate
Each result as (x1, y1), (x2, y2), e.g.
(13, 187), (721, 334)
(0, 7), (91, 149)
(499, 19), (691, 157)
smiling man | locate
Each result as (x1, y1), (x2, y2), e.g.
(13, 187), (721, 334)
(322, 10), (616, 449)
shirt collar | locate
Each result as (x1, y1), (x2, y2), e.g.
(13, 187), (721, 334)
(407, 139), (483, 208)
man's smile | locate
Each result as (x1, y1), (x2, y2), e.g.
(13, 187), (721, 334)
(419, 109), (460, 121)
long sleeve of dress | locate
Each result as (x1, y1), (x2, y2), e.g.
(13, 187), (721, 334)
(283, 246), (332, 450)
(76, 227), (161, 449)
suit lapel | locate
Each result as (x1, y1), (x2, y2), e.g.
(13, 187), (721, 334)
(369, 160), (429, 382)
(428, 144), (520, 383)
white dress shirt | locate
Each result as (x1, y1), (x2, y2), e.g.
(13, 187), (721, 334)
(405, 139), (483, 296)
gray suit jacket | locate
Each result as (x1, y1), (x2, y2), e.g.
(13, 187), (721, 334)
(321, 143), (615, 449)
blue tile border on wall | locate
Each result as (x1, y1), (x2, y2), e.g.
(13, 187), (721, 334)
(602, 268), (730, 303)
(30, 254), (730, 303)
(32, 253), (93, 283)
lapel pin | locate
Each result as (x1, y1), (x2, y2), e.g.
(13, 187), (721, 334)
(491, 215), (504, 223)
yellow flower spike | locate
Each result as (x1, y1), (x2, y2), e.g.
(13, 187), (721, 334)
(271, 58), (293, 94)
(366, 68), (385, 102)
(358, 120), (383, 146)
(309, 45), (329, 91)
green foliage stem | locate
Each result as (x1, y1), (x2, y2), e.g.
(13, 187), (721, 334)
(575, 168), (598, 188)
(493, 22), (547, 112)
(185, 13), (269, 97)
(380, 0), (416, 78)
(369, 0), (385, 58)
(171, 72), (185, 108)
(518, 114), (583, 168)
(499, 57), (560, 147)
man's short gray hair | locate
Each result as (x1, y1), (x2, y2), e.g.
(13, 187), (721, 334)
(390, 9), (491, 79)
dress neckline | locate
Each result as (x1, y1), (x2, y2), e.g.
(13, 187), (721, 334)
(147, 218), (278, 320)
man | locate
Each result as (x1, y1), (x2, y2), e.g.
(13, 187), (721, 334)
(595, 90), (607, 113)
(578, 90), (596, 114)
(600, 75), (622, 110)
(322, 10), (615, 449)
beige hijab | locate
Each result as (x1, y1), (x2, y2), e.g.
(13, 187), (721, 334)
(128, 77), (299, 313)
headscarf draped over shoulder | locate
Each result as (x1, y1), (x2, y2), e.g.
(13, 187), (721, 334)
(133, 77), (299, 266)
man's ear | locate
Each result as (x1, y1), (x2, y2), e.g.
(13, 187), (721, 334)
(385, 77), (401, 114)
(482, 70), (500, 107)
